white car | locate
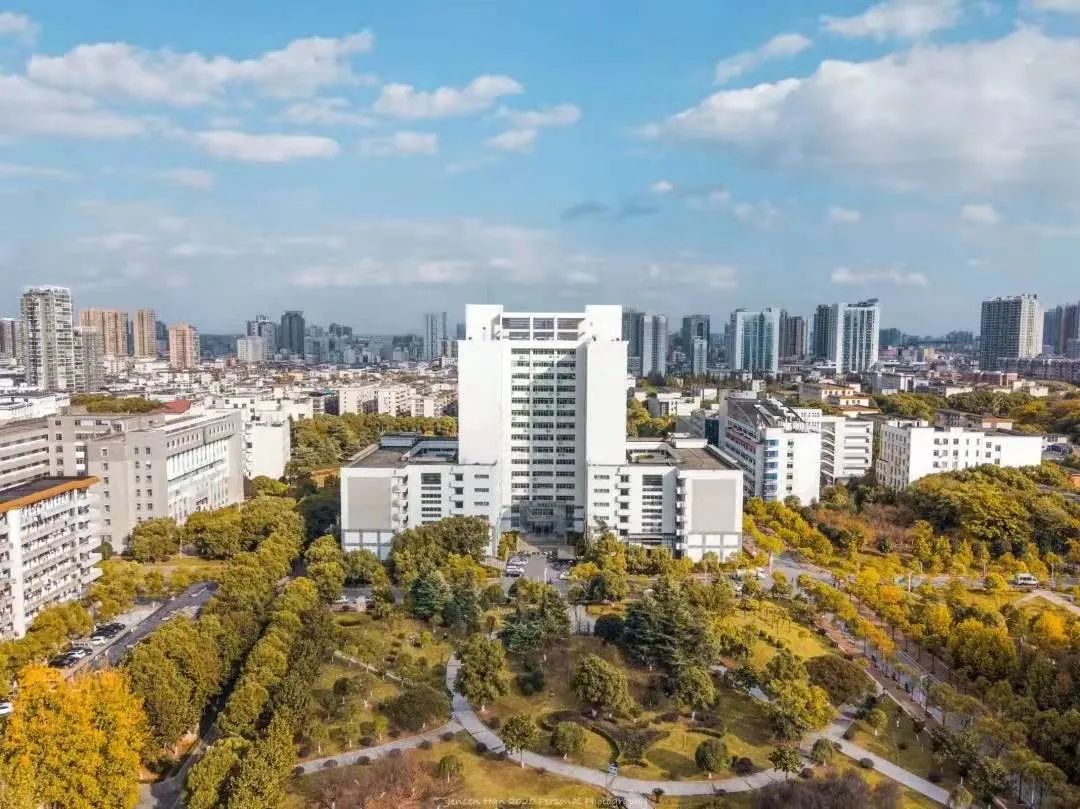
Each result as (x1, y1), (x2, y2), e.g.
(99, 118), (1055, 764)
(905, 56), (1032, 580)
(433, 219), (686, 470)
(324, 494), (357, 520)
(558, 570), (571, 581)
(0, 702), (11, 717)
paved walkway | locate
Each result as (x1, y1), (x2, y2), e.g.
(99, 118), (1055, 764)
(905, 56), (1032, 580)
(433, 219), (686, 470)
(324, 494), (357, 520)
(298, 721), (462, 774)
(444, 656), (949, 806)
(1016, 589), (1080, 617)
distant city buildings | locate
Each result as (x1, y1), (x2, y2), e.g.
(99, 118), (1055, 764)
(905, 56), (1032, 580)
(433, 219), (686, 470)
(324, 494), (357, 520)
(979, 295), (1042, 371)
(21, 286), (76, 393)
(778, 311), (807, 361)
(279, 310), (306, 357)
(0, 318), (21, 361)
(132, 309), (157, 358)
(78, 308), (129, 357)
(73, 327), (105, 393)
(812, 300), (881, 374)
(1042, 301), (1079, 355)
(423, 312), (448, 362)
(622, 310), (667, 378)
(168, 323), (200, 370)
(729, 309), (780, 376)
(681, 315), (710, 374)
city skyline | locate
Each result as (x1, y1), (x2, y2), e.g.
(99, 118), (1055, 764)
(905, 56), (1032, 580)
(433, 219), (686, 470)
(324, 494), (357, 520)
(3, 2), (1080, 331)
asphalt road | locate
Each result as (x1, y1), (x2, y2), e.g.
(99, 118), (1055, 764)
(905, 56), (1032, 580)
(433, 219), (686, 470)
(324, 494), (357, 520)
(87, 582), (218, 670)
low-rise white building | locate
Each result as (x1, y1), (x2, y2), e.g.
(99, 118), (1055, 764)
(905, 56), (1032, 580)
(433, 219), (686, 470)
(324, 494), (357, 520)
(876, 419), (1044, 490)
(0, 477), (101, 639)
(819, 416), (874, 485)
(717, 397), (821, 504)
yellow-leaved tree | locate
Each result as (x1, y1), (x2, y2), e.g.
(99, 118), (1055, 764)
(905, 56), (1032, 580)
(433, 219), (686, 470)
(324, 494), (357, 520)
(0, 665), (148, 809)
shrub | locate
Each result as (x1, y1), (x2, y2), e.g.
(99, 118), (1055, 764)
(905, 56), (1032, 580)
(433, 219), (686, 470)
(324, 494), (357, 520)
(356, 756), (371, 765)
(898, 741), (908, 751)
(858, 757), (874, 769)
(733, 757), (755, 775)
(441, 731), (455, 742)
(928, 771), (943, 784)
(419, 740), (433, 750)
(842, 727), (855, 741)
(653, 788), (665, 799)
(389, 748), (403, 759)
(360, 736), (374, 747)
(475, 742), (488, 754)
(487, 716), (502, 730)
(800, 767), (815, 780)
(292, 766), (305, 777)
(323, 760), (338, 769)
(810, 737), (835, 766)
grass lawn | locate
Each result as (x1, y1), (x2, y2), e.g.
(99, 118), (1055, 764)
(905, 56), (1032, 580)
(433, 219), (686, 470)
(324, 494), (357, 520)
(145, 555), (228, 580)
(335, 611), (453, 678)
(619, 726), (720, 780)
(851, 696), (952, 787)
(728, 603), (834, 666)
(302, 657), (402, 759)
(284, 734), (605, 808)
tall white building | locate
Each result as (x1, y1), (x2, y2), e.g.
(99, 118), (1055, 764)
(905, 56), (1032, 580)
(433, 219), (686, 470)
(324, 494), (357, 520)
(341, 305), (744, 560)
(623, 310), (668, 378)
(876, 419), (1043, 490)
(423, 312), (448, 362)
(73, 327), (105, 393)
(819, 416), (874, 485)
(20, 286), (76, 393)
(236, 335), (268, 364)
(0, 478), (102, 639)
(813, 300), (880, 374)
(717, 396), (821, 504)
(729, 309), (780, 376)
(980, 295), (1042, 371)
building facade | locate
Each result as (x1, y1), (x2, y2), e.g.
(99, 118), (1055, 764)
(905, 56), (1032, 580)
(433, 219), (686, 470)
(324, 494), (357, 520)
(682, 315), (710, 373)
(876, 418), (1043, 490)
(168, 323), (200, 370)
(423, 312), (448, 362)
(778, 311), (807, 360)
(133, 309), (157, 358)
(78, 308), (129, 357)
(236, 335), (268, 364)
(0, 478), (101, 639)
(819, 415), (874, 485)
(623, 310), (667, 378)
(980, 295), (1042, 371)
(21, 286), (76, 393)
(716, 396), (821, 504)
(279, 311), (306, 357)
(813, 301), (881, 373)
(73, 327), (105, 393)
(0, 318), (21, 361)
(729, 309), (780, 375)
(341, 305), (743, 561)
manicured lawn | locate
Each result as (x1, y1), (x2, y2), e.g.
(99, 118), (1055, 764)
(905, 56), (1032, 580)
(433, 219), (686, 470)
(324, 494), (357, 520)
(619, 726), (719, 780)
(712, 688), (774, 768)
(728, 603), (834, 666)
(851, 696), (951, 787)
(302, 658), (402, 759)
(335, 611), (453, 681)
(145, 555), (228, 580)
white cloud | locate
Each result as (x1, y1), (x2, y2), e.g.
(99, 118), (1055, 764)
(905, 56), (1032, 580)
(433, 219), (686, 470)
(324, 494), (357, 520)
(192, 130), (340, 162)
(0, 11), (35, 39)
(373, 75), (523, 119)
(714, 32), (812, 84)
(1031, 0), (1080, 12)
(828, 205), (863, 224)
(0, 75), (144, 139)
(152, 168), (216, 190)
(732, 201), (781, 228)
(497, 103), (581, 128)
(564, 269), (599, 285)
(278, 97), (374, 127)
(27, 32), (374, 106)
(650, 180), (676, 195)
(645, 29), (1080, 193)
(486, 128), (537, 153)
(822, 0), (963, 40)
(960, 203), (1001, 224)
(0, 162), (76, 180)
(359, 130), (438, 157)
(76, 232), (153, 251)
(831, 266), (929, 286)
(644, 261), (739, 289)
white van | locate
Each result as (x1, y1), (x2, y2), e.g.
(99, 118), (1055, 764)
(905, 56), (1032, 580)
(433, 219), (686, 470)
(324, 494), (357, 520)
(1013, 573), (1040, 588)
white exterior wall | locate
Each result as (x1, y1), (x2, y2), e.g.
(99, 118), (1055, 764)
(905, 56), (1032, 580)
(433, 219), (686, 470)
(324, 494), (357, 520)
(820, 416), (874, 484)
(246, 421), (290, 480)
(876, 420), (1044, 489)
(0, 485), (100, 640)
(719, 405), (821, 504)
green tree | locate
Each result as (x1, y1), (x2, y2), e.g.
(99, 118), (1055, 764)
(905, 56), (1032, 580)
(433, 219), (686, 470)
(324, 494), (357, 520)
(382, 683), (450, 732)
(307, 560), (346, 602)
(130, 517), (181, 562)
(571, 654), (635, 717)
(695, 738), (730, 776)
(947, 785), (973, 809)
(186, 737), (249, 809)
(124, 643), (199, 749)
(866, 707), (888, 737)
(810, 737), (835, 765)
(769, 745), (804, 779)
(443, 583), (482, 635)
(249, 476), (288, 497)
(344, 549), (389, 586)
(502, 714), (540, 767)
(673, 665), (716, 719)
(805, 655), (874, 707)
(184, 507), (243, 559)
(767, 679), (834, 741)
(552, 721), (586, 760)
(408, 567), (450, 620)
(436, 754), (464, 783)
(454, 634), (509, 712)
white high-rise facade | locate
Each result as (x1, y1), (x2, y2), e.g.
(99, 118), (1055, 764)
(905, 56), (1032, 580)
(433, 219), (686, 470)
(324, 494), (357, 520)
(813, 300), (880, 374)
(423, 312), (448, 362)
(980, 295), (1042, 371)
(729, 309), (780, 375)
(20, 286), (76, 393)
(341, 304), (745, 561)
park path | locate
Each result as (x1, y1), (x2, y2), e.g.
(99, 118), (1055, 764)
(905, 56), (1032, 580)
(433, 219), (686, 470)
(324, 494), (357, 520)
(1015, 589), (1080, 617)
(298, 721), (462, 774)
(444, 655), (949, 806)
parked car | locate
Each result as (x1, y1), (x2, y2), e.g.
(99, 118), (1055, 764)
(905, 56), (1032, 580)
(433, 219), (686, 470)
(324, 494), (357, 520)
(0, 701), (12, 717)
(1014, 573), (1040, 588)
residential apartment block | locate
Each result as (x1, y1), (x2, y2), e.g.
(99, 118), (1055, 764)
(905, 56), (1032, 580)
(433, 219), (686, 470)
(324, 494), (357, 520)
(876, 419), (1043, 490)
(980, 295), (1042, 371)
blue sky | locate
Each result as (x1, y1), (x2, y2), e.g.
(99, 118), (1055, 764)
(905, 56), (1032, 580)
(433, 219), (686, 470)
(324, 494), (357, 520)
(1, 0), (1079, 334)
